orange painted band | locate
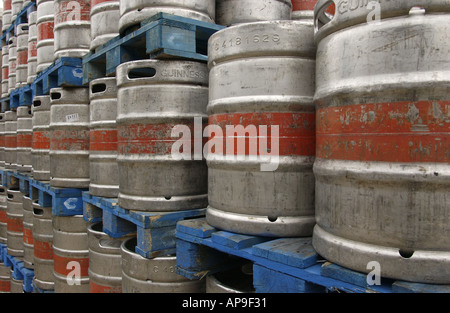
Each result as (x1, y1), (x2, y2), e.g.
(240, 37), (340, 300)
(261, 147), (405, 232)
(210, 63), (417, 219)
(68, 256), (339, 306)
(32, 131), (51, 150)
(51, 130), (90, 151)
(6, 217), (23, 232)
(90, 281), (122, 293)
(23, 227), (34, 245)
(53, 254), (89, 277)
(90, 129), (117, 152)
(17, 133), (33, 148)
(37, 21), (55, 41)
(34, 240), (54, 260)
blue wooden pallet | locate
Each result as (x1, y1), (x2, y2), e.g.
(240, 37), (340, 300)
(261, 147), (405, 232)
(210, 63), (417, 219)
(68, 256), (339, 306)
(9, 84), (33, 109)
(175, 218), (449, 293)
(32, 57), (84, 97)
(0, 1), (36, 48)
(82, 191), (206, 258)
(0, 97), (10, 113)
(0, 169), (20, 188)
(0, 243), (34, 293)
(82, 12), (225, 84)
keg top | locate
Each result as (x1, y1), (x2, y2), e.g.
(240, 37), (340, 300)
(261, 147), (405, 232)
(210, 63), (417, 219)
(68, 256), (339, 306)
(17, 106), (32, 117)
(4, 111), (17, 121)
(208, 20), (315, 68)
(32, 95), (51, 112)
(50, 87), (89, 105)
(314, 0), (450, 43)
(89, 77), (117, 100)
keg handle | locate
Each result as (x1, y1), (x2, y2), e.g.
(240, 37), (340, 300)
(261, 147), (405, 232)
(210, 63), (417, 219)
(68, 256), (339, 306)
(91, 83), (107, 94)
(125, 62), (157, 80)
(33, 208), (44, 216)
(314, 0), (335, 33)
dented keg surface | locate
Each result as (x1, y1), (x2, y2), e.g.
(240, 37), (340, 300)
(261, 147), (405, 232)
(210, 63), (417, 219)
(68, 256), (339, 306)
(2, 0), (12, 32)
(90, 0), (120, 51)
(88, 222), (132, 293)
(50, 87), (90, 189)
(0, 113), (5, 167)
(4, 111), (17, 170)
(22, 196), (34, 269)
(16, 23), (28, 88)
(36, 0), (55, 73)
(32, 200), (54, 291)
(0, 187), (7, 244)
(116, 60), (208, 212)
(206, 263), (254, 293)
(27, 11), (38, 84)
(206, 20), (316, 237)
(54, 0), (91, 59)
(6, 189), (24, 257)
(1, 46), (9, 99)
(89, 77), (119, 198)
(312, 1), (450, 284)
(215, 0), (292, 26)
(8, 37), (17, 94)
(119, 0), (215, 34)
(16, 106), (33, 173)
(32, 96), (51, 182)
(0, 262), (11, 293)
(52, 215), (90, 293)
(121, 237), (205, 293)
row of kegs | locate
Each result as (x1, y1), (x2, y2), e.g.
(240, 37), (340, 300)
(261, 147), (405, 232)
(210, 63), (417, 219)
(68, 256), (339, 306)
(1, 0), (449, 291)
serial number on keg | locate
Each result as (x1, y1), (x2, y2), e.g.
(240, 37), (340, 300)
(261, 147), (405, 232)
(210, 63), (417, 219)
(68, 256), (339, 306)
(212, 34), (281, 51)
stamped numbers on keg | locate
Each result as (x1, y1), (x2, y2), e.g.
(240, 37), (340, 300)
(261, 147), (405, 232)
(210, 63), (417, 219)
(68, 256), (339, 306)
(214, 34), (280, 51)
(65, 113), (79, 123)
(153, 265), (175, 273)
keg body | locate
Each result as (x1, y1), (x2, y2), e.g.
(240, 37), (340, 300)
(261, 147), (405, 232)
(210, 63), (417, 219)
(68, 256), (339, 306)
(32, 201), (54, 291)
(90, 0), (120, 51)
(8, 37), (17, 94)
(0, 113), (5, 167)
(2, 0), (12, 32)
(6, 189), (24, 257)
(36, 0), (55, 73)
(16, 23), (29, 88)
(206, 21), (316, 237)
(4, 111), (17, 170)
(312, 1), (450, 284)
(22, 196), (34, 269)
(27, 11), (38, 84)
(121, 237), (205, 293)
(32, 96), (51, 181)
(16, 106), (33, 173)
(89, 77), (119, 198)
(1, 45), (9, 98)
(49, 87), (90, 188)
(116, 60), (208, 212)
(119, 0), (215, 34)
(54, 0), (91, 59)
(0, 187), (7, 244)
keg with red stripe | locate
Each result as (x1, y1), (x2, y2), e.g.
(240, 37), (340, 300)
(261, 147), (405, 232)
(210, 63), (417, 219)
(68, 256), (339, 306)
(11, 0), (24, 23)
(0, 187), (7, 244)
(1, 45), (9, 98)
(89, 77), (119, 198)
(36, 0), (55, 73)
(88, 222), (132, 293)
(90, 0), (119, 52)
(0, 113), (5, 167)
(16, 106), (33, 173)
(16, 23), (28, 89)
(32, 96), (51, 182)
(0, 262), (11, 293)
(8, 37), (17, 95)
(27, 11), (38, 84)
(119, 0), (215, 34)
(291, 0), (335, 21)
(54, 0), (91, 59)
(2, 0), (12, 32)
(116, 60), (208, 212)
(49, 87), (90, 188)
(6, 189), (24, 257)
(4, 111), (17, 170)
(215, 0), (292, 26)
(32, 200), (54, 291)
(313, 0), (450, 284)
(53, 215), (90, 293)
(206, 20), (316, 237)
(22, 196), (34, 269)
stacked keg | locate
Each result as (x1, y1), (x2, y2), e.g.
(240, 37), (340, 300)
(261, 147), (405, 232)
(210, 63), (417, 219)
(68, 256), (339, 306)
(114, 0), (219, 293)
(31, 95), (51, 182)
(16, 106), (33, 173)
(22, 195), (34, 270)
(312, 0), (450, 284)
(27, 11), (38, 84)
(1, 43), (8, 98)
(205, 1), (317, 238)
(8, 36), (16, 95)
(15, 23), (28, 89)
(90, 0), (120, 52)
(2, 0), (12, 32)
(36, 0), (55, 74)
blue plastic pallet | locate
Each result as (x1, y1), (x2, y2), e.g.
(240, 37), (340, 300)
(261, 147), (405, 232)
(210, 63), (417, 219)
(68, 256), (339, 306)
(9, 84), (33, 109)
(82, 12), (225, 84)
(82, 191), (206, 258)
(0, 243), (34, 293)
(32, 57), (84, 97)
(175, 218), (450, 293)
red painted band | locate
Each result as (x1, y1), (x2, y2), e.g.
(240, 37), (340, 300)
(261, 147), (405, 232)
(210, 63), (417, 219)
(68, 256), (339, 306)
(33, 240), (54, 260)
(17, 133), (33, 148)
(17, 50), (28, 65)
(54, 0), (91, 24)
(53, 254), (89, 277)
(32, 131), (51, 150)
(2, 67), (9, 80)
(23, 227), (34, 245)
(316, 101), (450, 163)
(90, 129), (117, 152)
(291, 0), (335, 13)
(0, 280), (10, 292)
(89, 281), (122, 294)
(0, 210), (6, 223)
(6, 216), (23, 232)
(3, 0), (11, 11)
(0, 135), (4, 148)
(51, 130), (90, 151)
(28, 41), (37, 58)
(37, 21), (55, 41)
(91, 0), (117, 6)
(4, 135), (16, 148)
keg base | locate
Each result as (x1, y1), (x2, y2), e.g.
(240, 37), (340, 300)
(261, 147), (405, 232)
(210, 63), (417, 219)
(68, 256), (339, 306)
(206, 206), (315, 238)
(32, 171), (51, 182)
(50, 177), (90, 189)
(118, 193), (208, 212)
(33, 277), (55, 291)
(312, 225), (450, 285)
(89, 185), (119, 199)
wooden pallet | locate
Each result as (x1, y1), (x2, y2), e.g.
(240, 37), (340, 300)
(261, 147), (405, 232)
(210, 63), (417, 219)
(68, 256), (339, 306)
(0, 1), (36, 47)
(9, 85), (33, 109)
(0, 243), (34, 293)
(82, 12), (224, 84)
(82, 191), (206, 258)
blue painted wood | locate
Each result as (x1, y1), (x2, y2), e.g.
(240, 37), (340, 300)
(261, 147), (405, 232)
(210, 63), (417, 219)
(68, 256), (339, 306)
(392, 281), (450, 293)
(176, 218), (216, 239)
(253, 264), (325, 293)
(211, 231), (272, 250)
(82, 12), (224, 84)
(9, 85), (33, 109)
(22, 268), (35, 293)
(135, 225), (176, 258)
